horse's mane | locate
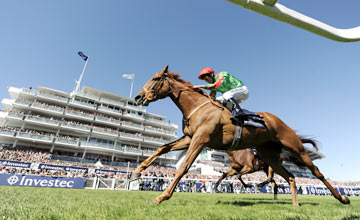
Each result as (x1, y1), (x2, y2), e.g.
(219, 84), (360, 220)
(167, 71), (207, 96)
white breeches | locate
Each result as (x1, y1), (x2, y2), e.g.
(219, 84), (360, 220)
(216, 86), (249, 103)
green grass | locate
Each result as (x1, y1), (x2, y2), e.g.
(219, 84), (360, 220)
(0, 186), (359, 220)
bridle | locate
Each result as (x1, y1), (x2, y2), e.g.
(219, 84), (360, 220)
(143, 75), (168, 101)
(143, 75), (190, 101)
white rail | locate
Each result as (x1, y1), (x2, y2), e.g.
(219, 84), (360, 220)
(226, 0), (360, 42)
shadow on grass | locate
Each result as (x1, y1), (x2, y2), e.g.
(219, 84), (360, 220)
(341, 215), (360, 220)
(216, 199), (319, 207)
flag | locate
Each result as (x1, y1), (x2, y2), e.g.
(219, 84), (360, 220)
(122, 74), (134, 80)
(77, 51), (88, 61)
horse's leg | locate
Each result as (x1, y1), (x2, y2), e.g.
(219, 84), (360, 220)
(277, 130), (350, 205)
(271, 177), (278, 200)
(238, 166), (255, 188)
(130, 136), (191, 181)
(214, 168), (238, 192)
(256, 144), (299, 206)
(153, 131), (209, 204)
(264, 166), (278, 200)
(256, 164), (273, 188)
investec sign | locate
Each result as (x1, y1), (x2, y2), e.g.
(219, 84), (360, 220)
(0, 160), (31, 169)
(0, 174), (85, 189)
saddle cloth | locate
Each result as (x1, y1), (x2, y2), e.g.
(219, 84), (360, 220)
(241, 109), (265, 128)
(221, 100), (265, 128)
(227, 108), (266, 151)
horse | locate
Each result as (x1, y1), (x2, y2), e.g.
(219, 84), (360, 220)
(134, 65), (350, 206)
(213, 137), (317, 200)
(213, 148), (278, 196)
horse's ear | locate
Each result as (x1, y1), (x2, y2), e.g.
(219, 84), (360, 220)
(160, 65), (169, 76)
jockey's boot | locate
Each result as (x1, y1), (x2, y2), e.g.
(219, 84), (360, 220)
(229, 98), (246, 121)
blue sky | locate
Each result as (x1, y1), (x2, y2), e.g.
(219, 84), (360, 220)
(1, 0), (359, 182)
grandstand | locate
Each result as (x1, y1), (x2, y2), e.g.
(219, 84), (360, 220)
(0, 86), (178, 168)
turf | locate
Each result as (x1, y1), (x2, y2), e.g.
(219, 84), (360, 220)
(0, 186), (359, 220)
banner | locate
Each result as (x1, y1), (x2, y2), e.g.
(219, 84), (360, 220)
(37, 163), (88, 172)
(95, 169), (127, 174)
(0, 174), (85, 189)
(0, 160), (31, 169)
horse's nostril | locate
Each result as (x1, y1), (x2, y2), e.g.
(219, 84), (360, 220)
(134, 95), (141, 101)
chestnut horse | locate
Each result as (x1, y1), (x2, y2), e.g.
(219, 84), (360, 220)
(214, 137), (317, 199)
(214, 148), (278, 197)
(134, 65), (350, 205)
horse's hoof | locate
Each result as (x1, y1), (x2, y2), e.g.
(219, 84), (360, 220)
(129, 172), (141, 182)
(341, 195), (351, 205)
(148, 200), (159, 206)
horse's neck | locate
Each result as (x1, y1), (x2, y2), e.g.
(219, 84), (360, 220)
(169, 81), (209, 118)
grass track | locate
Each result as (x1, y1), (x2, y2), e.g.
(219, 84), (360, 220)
(1, 186), (359, 220)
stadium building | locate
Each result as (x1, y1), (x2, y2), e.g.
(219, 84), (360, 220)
(0, 86), (178, 168)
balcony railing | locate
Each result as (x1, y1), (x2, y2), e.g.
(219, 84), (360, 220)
(114, 145), (125, 152)
(161, 153), (177, 160)
(99, 97), (125, 108)
(143, 136), (166, 145)
(37, 92), (68, 103)
(7, 112), (25, 120)
(145, 118), (165, 124)
(123, 112), (145, 121)
(14, 99), (31, 107)
(92, 127), (118, 137)
(98, 105), (122, 115)
(95, 116), (121, 125)
(31, 102), (65, 114)
(164, 130), (177, 136)
(124, 147), (142, 154)
(142, 149), (156, 156)
(121, 121), (144, 131)
(0, 129), (16, 137)
(54, 138), (79, 146)
(65, 110), (94, 120)
(70, 100), (96, 109)
(25, 116), (60, 126)
(124, 104), (145, 112)
(61, 122), (91, 132)
(16, 132), (53, 142)
(21, 88), (36, 95)
(118, 132), (143, 141)
(80, 141), (115, 150)
(144, 126), (165, 135)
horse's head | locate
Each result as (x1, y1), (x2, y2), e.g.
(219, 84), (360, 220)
(135, 65), (172, 106)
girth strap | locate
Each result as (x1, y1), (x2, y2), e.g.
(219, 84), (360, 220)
(183, 100), (211, 134)
(186, 101), (211, 120)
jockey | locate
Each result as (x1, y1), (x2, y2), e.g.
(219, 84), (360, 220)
(193, 67), (249, 120)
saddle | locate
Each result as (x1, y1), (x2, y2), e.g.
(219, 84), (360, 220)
(221, 100), (266, 150)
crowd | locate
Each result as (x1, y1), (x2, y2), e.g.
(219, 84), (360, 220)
(0, 145), (51, 163)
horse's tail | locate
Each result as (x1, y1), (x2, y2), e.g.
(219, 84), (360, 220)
(298, 135), (319, 152)
(282, 135), (319, 168)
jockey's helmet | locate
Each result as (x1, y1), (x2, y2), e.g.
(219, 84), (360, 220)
(199, 67), (214, 79)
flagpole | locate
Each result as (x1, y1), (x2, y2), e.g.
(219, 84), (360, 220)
(74, 56), (89, 93)
(129, 75), (134, 99)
